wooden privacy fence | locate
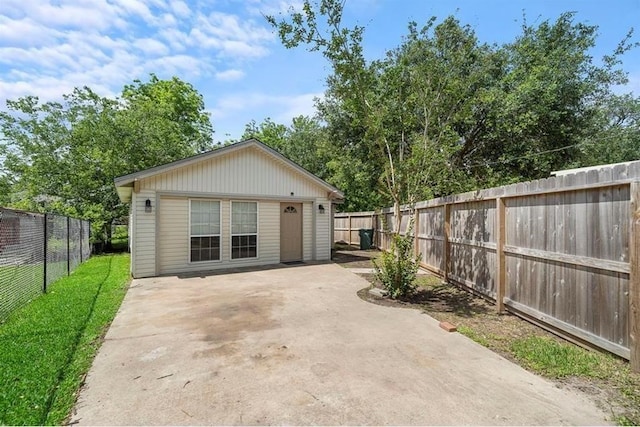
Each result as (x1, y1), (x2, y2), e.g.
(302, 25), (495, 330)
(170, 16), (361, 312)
(334, 211), (377, 246)
(335, 161), (640, 371)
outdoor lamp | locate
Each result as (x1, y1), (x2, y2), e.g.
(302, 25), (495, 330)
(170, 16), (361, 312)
(145, 199), (152, 213)
(318, 204), (325, 214)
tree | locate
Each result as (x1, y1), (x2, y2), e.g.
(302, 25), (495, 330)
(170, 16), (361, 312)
(117, 74), (214, 170)
(284, 115), (333, 178)
(268, 0), (405, 226)
(241, 115), (334, 184)
(460, 13), (636, 185)
(579, 93), (640, 166)
(268, 4), (637, 216)
(377, 17), (503, 200)
(0, 174), (12, 207)
(268, 2), (499, 223)
(0, 75), (214, 246)
(241, 118), (288, 151)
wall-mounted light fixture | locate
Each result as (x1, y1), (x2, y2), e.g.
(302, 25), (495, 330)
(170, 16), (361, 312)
(318, 204), (325, 214)
(145, 199), (152, 213)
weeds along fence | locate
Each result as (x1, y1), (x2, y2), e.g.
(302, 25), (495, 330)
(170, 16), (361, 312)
(0, 208), (91, 321)
(335, 161), (640, 371)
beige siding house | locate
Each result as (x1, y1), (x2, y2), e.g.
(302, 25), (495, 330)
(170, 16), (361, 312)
(115, 139), (344, 278)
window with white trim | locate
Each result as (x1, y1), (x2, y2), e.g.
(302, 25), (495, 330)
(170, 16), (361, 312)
(231, 201), (257, 259)
(190, 200), (220, 262)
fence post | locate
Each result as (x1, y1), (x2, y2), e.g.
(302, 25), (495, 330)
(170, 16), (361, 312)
(443, 203), (451, 283)
(496, 198), (506, 313)
(67, 216), (71, 275)
(414, 206), (419, 261)
(348, 214), (352, 247)
(79, 220), (83, 262)
(630, 182), (640, 372)
(373, 213), (378, 248)
(43, 213), (48, 294)
(370, 212), (375, 247)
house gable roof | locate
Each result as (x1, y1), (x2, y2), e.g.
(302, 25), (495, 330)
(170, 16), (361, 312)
(114, 138), (344, 203)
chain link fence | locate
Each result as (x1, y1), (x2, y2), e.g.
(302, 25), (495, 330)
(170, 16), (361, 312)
(0, 208), (91, 321)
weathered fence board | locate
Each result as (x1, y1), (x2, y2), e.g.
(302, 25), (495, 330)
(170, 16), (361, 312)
(334, 211), (376, 246)
(334, 160), (640, 370)
(416, 206), (445, 274)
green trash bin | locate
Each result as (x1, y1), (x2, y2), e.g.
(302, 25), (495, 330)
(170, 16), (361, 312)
(358, 228), (374, 250)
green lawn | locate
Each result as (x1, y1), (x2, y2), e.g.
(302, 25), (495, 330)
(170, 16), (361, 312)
(0, 254), (130, 425)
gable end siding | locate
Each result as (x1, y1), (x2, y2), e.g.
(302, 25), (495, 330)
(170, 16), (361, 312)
(140, 147), (328, 199)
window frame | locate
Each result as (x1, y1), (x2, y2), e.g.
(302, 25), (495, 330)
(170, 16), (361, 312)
(230, 200), (259, 260)
(188, 198), (222, 263)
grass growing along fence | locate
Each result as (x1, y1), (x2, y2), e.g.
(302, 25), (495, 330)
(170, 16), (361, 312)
(0, 253), (130, 425)
(510, 336), (603, 378)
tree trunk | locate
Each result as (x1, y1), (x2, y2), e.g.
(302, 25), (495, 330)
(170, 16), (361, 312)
(392, 200), (401, 235)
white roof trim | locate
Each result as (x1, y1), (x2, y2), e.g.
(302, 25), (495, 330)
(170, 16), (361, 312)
(114, 138), (344, 200)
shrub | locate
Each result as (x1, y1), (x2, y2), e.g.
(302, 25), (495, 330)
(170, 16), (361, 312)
(373, 219), (420, 299)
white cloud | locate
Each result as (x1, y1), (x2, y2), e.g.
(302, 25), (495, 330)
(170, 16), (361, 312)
(202, 12), (260, 40)
(221, 40), (270, 58)
(0, 0), (279, 106)
(146, 55), (209, 78)
(612, 70), (640, 96)
(158, 27), (190, 51)
(215, 69), (246, 81)
(627, 71), (640, 96)
(244, 0), (304, 17)
(134, 38), (170, 56)
(160, 12), (178, 27)
(210, 91), (322, 122)
(74, 33), (128, 54)
(275, 92), (323, 122)
(1, 0), (26, 17)
(0, 17), (61, 47)
(24, 0), (120, 31)
(189, 12), (274, 58)
(112, 0), (157, 26)
(209, 93), (269, 119)
(0, 76), (84, 106)
(170, 0), (191, 18)
(207, 91), (323, 141)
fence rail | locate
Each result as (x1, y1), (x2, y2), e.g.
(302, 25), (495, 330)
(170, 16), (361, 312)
(0, 208), (90, 320)
(335, 160), (640, 372)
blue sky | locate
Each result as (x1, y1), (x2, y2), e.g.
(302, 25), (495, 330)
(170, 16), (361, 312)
(1, 0), (639, 143)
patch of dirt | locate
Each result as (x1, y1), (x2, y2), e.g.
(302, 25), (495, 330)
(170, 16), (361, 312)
(339, 248), (640, 425)
(331, 246), (380, 268)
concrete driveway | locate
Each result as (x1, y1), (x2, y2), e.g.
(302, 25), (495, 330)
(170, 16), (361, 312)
(71, 263), (609, 425)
